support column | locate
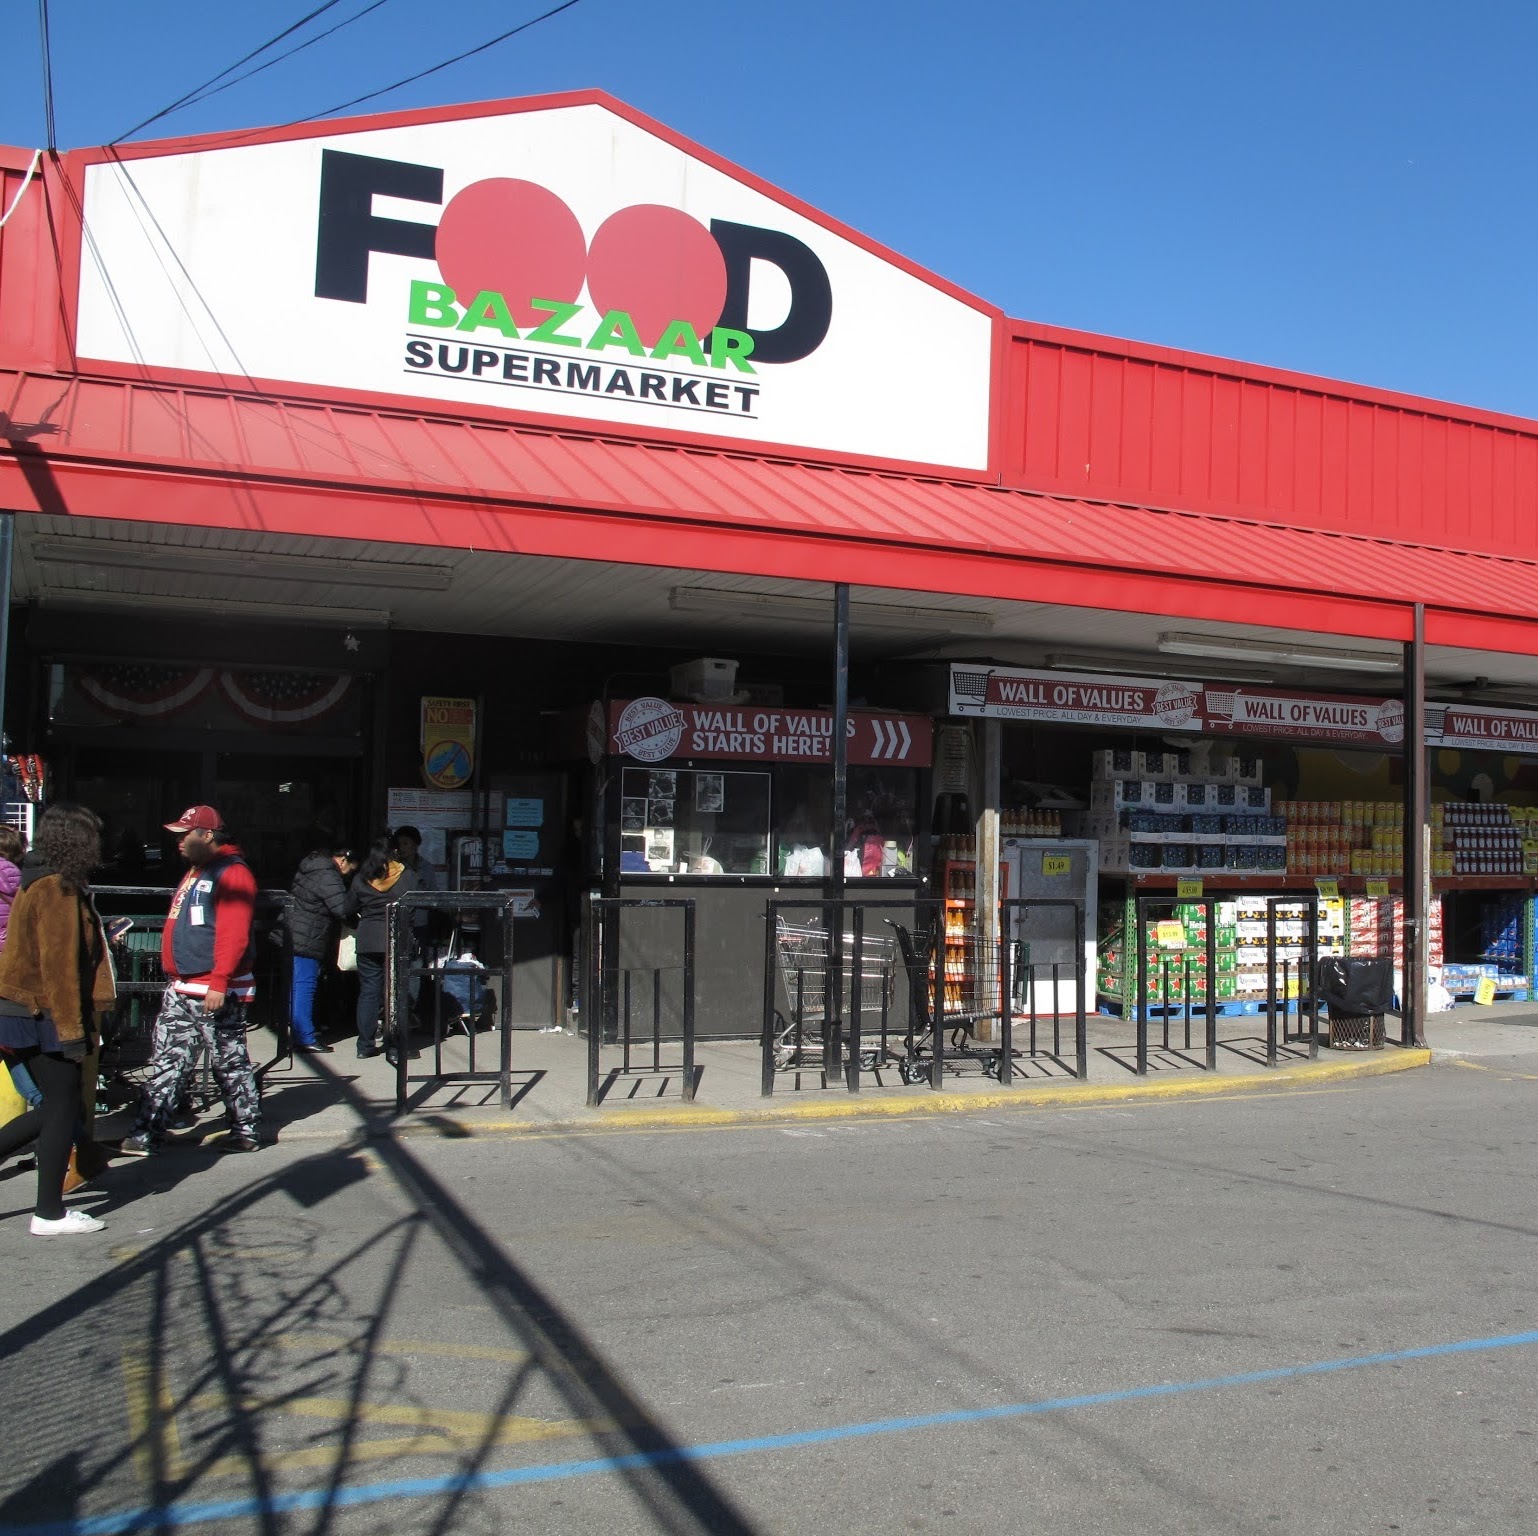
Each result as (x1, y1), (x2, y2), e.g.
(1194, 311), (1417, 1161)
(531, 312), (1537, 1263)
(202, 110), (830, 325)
(1402, 603), (1427, 1047)
(829, 583), (850, 1079)
(975, 718), (1002, 1033)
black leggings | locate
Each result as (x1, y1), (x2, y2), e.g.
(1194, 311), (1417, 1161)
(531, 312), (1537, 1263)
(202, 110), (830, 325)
(0, 1049), (81, 1220)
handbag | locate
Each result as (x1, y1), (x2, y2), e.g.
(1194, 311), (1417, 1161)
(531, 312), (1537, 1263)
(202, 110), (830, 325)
(336, 932), (358, 972)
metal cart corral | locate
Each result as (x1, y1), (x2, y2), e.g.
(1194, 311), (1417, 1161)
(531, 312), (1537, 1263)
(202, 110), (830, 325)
(771, 915), (905, 1076)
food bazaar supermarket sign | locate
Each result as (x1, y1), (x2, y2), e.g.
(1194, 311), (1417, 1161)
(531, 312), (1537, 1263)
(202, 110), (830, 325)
(74, 95), (994, 470)
(608, 700), (932, 766)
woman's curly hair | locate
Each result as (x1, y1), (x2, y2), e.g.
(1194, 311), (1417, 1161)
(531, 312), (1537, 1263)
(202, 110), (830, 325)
(36, 802), (103, 892)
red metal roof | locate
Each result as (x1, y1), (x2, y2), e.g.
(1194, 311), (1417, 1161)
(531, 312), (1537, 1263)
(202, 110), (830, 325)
(3, 366), (1535, 654)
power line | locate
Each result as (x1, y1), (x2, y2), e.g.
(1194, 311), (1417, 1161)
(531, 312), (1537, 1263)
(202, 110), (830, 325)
(298, 0), (584, 124)
(113, 0), (351, 144)
(158, 0), (393, 124)
(37, 0), (57, 151)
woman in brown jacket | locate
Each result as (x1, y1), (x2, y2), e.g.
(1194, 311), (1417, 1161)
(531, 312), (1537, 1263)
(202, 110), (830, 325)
(0, 804), (116, 1234)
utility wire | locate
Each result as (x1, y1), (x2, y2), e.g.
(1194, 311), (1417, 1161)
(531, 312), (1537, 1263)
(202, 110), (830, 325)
(37, 0), (57, 151)
(113, 0), (350, 143)
(152, 0), (392, 124)
(297, 0), (584, 124)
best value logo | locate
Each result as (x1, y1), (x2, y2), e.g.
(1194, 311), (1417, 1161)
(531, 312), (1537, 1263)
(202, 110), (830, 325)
(313, 149), (835, 421)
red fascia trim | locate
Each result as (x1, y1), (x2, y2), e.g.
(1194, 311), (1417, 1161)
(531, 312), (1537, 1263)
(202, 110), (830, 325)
(1006, 320), (1538, 443)
(0, 451), (1417, 645)
(61, 354), (1000, 484)
(1425, 609), (1538, 660)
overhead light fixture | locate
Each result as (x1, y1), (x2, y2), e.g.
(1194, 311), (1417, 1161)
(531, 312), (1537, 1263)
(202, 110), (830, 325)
(1043, 651), (1280, 684)
(669, 585), (994, 635)
(1157, 631), (1402, 674)
(30, 538), (453, 592)
(37, 590), (392, 627)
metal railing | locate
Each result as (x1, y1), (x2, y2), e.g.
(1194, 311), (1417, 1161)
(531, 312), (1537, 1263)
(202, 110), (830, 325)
(1132, 892), (1321, 1074)
(1265, 893), (1320, 1065)
(386, 891), (519, 1114)
(762, 898), (915, 1095)
(761, 896), (1086, 1094)
(585, 895), (696, 1108)
(1000, 897), (1089, 1083)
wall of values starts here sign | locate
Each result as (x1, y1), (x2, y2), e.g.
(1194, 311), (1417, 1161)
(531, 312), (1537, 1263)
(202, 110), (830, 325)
(949, 665), (1538, 751)
(607, 699), (932, 767)
(75, 100), (993, 470)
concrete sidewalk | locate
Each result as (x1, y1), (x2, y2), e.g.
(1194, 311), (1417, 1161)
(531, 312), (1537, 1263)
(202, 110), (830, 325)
(98, 997), (1529, 1148)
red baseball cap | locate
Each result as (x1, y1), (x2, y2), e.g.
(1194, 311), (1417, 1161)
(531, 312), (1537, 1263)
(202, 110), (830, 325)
(165, 805), (224, 834)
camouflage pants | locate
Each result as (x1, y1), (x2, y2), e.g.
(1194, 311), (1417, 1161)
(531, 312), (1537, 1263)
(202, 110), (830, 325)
(132, 987), (260, 1141)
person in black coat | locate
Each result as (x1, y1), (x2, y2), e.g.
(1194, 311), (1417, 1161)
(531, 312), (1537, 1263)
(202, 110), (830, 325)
(286, 846), (358, 1053)
(346, 840), (419, 1061)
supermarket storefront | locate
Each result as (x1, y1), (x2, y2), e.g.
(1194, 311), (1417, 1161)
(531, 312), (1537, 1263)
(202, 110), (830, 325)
(5, 91), (1538, 1040)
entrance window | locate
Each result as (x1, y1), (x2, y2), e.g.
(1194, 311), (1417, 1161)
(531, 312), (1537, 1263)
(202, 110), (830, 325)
(214, 754), (358, 885)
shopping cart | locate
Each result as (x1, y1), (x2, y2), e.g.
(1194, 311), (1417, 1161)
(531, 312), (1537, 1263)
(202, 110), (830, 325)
(771, 915), (904, 1075)
(98, 918), (168, 1092)
(890, 920), (1025, 1082)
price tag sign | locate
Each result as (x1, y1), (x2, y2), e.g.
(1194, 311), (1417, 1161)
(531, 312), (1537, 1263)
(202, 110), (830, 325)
(1155, 919), (1187, 947)
(1314, 877), (1340, 900)
(1176, 878), (1204, 899)
(1041, 854), (1072, 877)
(1364, 879), (1390, 899)
(1474, 975), (1498, 1006)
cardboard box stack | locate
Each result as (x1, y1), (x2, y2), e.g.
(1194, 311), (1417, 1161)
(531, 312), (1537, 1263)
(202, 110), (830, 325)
(1095, 897), (1345, 1007)
(1088, 750), (1282, 875)
(1346, 896), (1444, 970)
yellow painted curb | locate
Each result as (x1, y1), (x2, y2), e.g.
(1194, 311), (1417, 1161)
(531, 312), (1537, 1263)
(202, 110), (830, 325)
(389, 1047), (1432, 1139)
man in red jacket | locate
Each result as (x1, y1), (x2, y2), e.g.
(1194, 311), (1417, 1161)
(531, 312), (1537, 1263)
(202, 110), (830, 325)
(120, 805), (261, 1156)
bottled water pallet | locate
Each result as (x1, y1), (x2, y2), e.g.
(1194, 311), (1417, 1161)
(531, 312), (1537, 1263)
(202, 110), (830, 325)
(1098, 995), (1308, 1021)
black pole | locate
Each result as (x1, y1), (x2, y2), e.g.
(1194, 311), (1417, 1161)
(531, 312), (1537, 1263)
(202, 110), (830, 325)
(1403, 603), (1427, 1047)
(0, 511), (12, 751)
(828, 583), (850, 1081)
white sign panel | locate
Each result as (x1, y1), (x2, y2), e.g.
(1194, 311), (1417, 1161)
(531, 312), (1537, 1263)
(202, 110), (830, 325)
(75, 99), (994, 470)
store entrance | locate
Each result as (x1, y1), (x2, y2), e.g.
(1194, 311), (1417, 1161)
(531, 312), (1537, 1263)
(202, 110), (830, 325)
(59, 743), (364, 888)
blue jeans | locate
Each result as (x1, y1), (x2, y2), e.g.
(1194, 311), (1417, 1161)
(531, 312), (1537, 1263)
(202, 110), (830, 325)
(289, 955), (321, 1047)
(355, 954), (385, 1048)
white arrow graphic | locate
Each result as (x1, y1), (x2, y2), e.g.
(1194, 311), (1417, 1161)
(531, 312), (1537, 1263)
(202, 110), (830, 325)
(868, 720), (912, 759)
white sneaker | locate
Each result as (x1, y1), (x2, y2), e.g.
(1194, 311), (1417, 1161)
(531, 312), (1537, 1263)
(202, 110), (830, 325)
(30, 1209), (106, 1236)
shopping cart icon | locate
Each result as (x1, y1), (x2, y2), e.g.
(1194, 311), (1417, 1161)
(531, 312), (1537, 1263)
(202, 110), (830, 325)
(951, 669), (992, 705)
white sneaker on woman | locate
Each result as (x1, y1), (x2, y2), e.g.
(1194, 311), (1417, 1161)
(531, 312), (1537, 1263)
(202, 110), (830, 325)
(30, 1209), (106, 1236)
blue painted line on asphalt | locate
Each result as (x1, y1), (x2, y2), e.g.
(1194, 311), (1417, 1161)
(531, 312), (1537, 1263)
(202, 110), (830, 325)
(9, 1326), (1538, 1536)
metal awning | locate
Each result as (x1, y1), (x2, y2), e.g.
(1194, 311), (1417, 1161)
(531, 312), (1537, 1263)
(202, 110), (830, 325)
(4, 366), (1538, 658)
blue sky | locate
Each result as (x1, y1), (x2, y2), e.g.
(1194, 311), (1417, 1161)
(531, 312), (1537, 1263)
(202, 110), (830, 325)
(5, 1), (1536, 420)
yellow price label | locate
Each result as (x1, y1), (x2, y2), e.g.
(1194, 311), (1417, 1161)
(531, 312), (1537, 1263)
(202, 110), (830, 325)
(1474, 976), (1497, 1006)
(1314, 877), (1340, 900)
(1176, 878), (1204, 899)
(1041, 854), (1072, 877)
(1364, 879), (1390, 899)
(1155, 920), (1187, 947)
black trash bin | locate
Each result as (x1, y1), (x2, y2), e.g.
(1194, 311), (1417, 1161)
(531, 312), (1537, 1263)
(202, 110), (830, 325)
(1315, 955), (1392, 1049)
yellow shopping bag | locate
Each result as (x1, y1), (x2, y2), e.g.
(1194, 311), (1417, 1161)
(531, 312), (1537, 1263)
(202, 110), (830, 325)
(1, 1061), (28, 1126)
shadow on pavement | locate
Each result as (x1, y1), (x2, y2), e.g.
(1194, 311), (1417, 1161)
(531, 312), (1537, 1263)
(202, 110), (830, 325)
(0, 1057), (759, 1535)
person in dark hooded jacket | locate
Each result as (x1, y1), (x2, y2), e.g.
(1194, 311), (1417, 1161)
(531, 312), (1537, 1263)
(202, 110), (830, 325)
(286, 846), (358, 1053)
(347, 840), (419, 1060)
